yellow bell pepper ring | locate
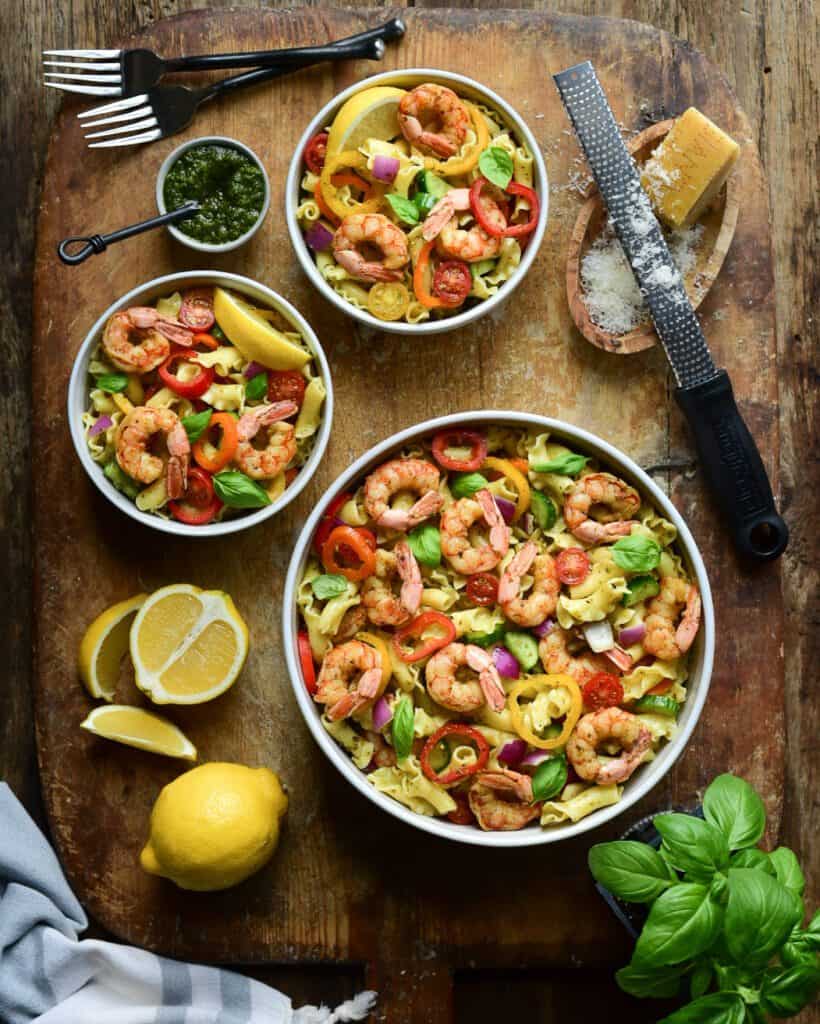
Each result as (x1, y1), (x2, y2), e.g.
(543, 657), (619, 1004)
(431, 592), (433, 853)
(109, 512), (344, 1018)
(482, 456), (531, 522)
(320, 151), (384, 220)
(355, 630), (393, 695)
(507, 674), (583, 750)
(424, 103), (490, 177)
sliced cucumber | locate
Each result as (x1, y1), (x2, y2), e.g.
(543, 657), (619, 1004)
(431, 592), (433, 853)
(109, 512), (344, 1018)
(505, 631), (540, 671)
(622, 574), (661, 607)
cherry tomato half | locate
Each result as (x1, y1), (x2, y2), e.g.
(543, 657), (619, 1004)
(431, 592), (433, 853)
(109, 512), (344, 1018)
(465, 572), (499, 607)
(555, 547), (591, 586)
(582, 673), (625, 711)
(304, 132), (329, 174)
(268, 369), (307, 408)
(168, 467), (222, 526)
(298, 631), (317, 695)
(446, 792), (476, 826)
(178, 287), (215, 331)
(432, 260), (472, 307)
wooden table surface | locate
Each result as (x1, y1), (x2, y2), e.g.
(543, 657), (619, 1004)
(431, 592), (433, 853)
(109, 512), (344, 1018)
(3, 1), (817, 1020)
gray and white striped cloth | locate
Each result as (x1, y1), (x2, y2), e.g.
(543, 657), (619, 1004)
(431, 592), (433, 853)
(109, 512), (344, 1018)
(0, 784), (375, 1024)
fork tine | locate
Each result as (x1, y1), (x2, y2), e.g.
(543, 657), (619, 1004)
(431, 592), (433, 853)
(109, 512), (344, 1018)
(44, 81), (122, 97)
(81, 105), (152, 128)
(78, 93), (148, 118)
(44, 72), (121, 84)
(43, 60), (121, 70)
(85, 116), (158, 140)
(88, 128), (162, 149)
(43, 48), (121, 58)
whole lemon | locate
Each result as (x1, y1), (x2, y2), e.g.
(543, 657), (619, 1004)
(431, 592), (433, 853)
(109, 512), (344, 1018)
(140, 762), (288, 891)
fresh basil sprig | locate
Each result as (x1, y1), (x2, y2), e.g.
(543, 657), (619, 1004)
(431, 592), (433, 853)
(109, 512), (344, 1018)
(587, 773), (819, 1021)
(213, 470), (271, 509)
(530, 452), (589, 476)
(245, 371), (268, 402)
(530, 754), (567, 802)
(612, 534), (662, 573)
(310, 574), (348, 601)
(94, 372), (129, 393)
(451, 471), (489, 499)
(181, 408), (213, 443)
(407, 522), (441, 567)
(478, 146), (514, 189)
(386, 193), (420, 225)
(391, 696), (414, 761)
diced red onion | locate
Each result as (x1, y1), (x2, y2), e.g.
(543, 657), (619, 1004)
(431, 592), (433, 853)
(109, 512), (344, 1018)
(243, 361), (266, 379)
(304, 221), (334, 252)
(88, 415), (113, 438)
(618, 623), (647, 647)
(494, 496), (516, 523)
(372, 155), (400, 183)
(520, 748), (553, 769)
(493, 645), (520, 679)
(583, 619), (615, 653)
(372, 697), (393, 731)
(533, 617), (554, 639)
(498, 739), (527, 766)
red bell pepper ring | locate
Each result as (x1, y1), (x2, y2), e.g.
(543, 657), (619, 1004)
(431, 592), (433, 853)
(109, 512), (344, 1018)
(168, 466), (222, 526)
(312, 491), (354, 554)
(469, 177), (541, 239)
(391, 610), (456, 664)
(321, 525), (376, 582)
(304, 132), (329, 174)
(298, 631), (318, 695)
(431, 429), (489, 472)
(158, 350), (214, 399)
(420, 722), (490, 786)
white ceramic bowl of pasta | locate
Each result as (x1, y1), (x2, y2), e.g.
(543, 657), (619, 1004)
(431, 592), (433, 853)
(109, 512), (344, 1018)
(285, 69), (549, 335)
(283, 412), (714, 847)
(68, 271), (333, 538)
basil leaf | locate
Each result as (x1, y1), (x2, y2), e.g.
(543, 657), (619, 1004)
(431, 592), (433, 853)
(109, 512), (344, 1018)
(181, 408), (212, 443)
(530, 489), (557, 530)
(654, 813), (730, 878)
(690, 959), (713, 1000)
(386, 193), (420, 225)
(94, 372), (129, 393)
(478, 146), (514, 189)
(703, 773), (766, 850)
(464, 623), (506, 648)
(730, 848), (774, 873)
(612, 534), (662, 573)
(805, 908), (820, 946)
(531, 755), (567, 802)
(725, 868), (802, 967)
(451, 471), (489, 499)
(768, 847), (806, 896)
(616, 960), (685, 999)
(391, 696), (414, 761)
(213, 470), (271, 509)
(414, 192), (437, 217)
(530, 452), (589, 476)
(633, 883), (723, 967)
(760, 963), (820, 1018)
(310, 574), (348, 601)
(588, 840), (675, 903)
(245, 371), (268, 401)
(407, 522), (441, 568)
(658, 992), (746, 1024)
(211, 325), (226, 341)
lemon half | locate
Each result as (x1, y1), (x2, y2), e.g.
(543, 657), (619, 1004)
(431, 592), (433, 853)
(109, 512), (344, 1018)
(326, 85), (407, 155)
(130, 584), (248, 705)
(213, 288), (310, 370)
(81, 704), (197, 761)
(78, 593), (148, 701)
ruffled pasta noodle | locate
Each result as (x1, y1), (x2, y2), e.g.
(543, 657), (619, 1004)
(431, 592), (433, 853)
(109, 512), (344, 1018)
(369, 756), (457, 817)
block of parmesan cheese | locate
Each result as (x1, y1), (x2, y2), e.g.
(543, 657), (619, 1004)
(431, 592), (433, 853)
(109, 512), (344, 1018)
(640, 108), (739, 229)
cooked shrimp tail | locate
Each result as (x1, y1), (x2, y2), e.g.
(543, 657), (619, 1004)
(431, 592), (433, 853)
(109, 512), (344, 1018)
(465, 644), (506, 712)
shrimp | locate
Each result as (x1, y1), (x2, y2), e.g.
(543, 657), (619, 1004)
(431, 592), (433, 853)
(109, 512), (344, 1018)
(498, 541), (560, 627)
(440, 489), (510, 575)
(314, 640), (383, 721)
(425, 642), (506, 713)
(364, 458), (444, 532)
(102, 306), (193, 373)
(361, 541), (422, 627)
(332, 213), (410, 284)
(333, 606), (368, 644)
(538, 626), (611, 684)
(563, 472), (641, 544)
(422, 188), (470, 241)
(235, 401), (298, 480)
(468, 770), (542, 831)
(566, 707), (652, 785)
(643, 577), (702, 660)
(115, 406), (189, 500)
(435, 191), (506, 262)
(398, 83), (470, 159)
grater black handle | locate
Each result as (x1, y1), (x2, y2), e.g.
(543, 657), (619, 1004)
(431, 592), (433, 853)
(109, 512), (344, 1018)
(675, 370), (788, 562)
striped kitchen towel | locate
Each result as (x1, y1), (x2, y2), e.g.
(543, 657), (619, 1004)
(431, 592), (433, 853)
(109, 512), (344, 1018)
(0, 784), (376, 1024)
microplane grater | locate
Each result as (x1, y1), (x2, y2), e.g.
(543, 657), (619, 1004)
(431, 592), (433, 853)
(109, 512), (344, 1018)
(553, 61), (789, 562)
(554, 61), (718, 387)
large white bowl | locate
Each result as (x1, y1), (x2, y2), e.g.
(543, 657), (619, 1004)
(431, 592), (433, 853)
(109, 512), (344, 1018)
(68, 271), (333, 538)
(283, 412), (714, 847)
(285, 69), (549, 336)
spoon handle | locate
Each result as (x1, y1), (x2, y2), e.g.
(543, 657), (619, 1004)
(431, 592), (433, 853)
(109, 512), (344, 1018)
(57, 202), (199, 265)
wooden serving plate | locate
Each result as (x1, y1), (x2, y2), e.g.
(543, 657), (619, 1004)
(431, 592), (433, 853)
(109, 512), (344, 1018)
(566, 119), (740, 354)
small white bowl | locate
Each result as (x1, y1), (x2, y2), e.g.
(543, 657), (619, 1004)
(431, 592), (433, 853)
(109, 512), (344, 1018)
(68, 271), (333, 538)
(286, 69), (549, 335)
(283, 412), (714, 847)
(156, 137), (270, 254)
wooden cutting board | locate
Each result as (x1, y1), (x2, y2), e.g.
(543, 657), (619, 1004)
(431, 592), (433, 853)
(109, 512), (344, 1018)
(32, 8), (785, 1021)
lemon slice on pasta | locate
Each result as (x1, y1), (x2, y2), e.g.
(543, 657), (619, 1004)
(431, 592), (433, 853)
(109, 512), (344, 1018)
(326, 86), (406, 155)
(213, 288), (310, 370)
(81, 704), (197, 761)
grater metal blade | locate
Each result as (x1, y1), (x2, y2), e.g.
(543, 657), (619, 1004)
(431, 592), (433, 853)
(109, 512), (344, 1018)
(553, 61), (719, 388)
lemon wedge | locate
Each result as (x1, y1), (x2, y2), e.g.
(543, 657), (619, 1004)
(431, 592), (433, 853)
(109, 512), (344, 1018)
(78, 593), (148, 701)
(213, 288), (310, 370)
(130, 584), (249, 705)
(81, 704), (197, 760)
(326, 85), (406, 155)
